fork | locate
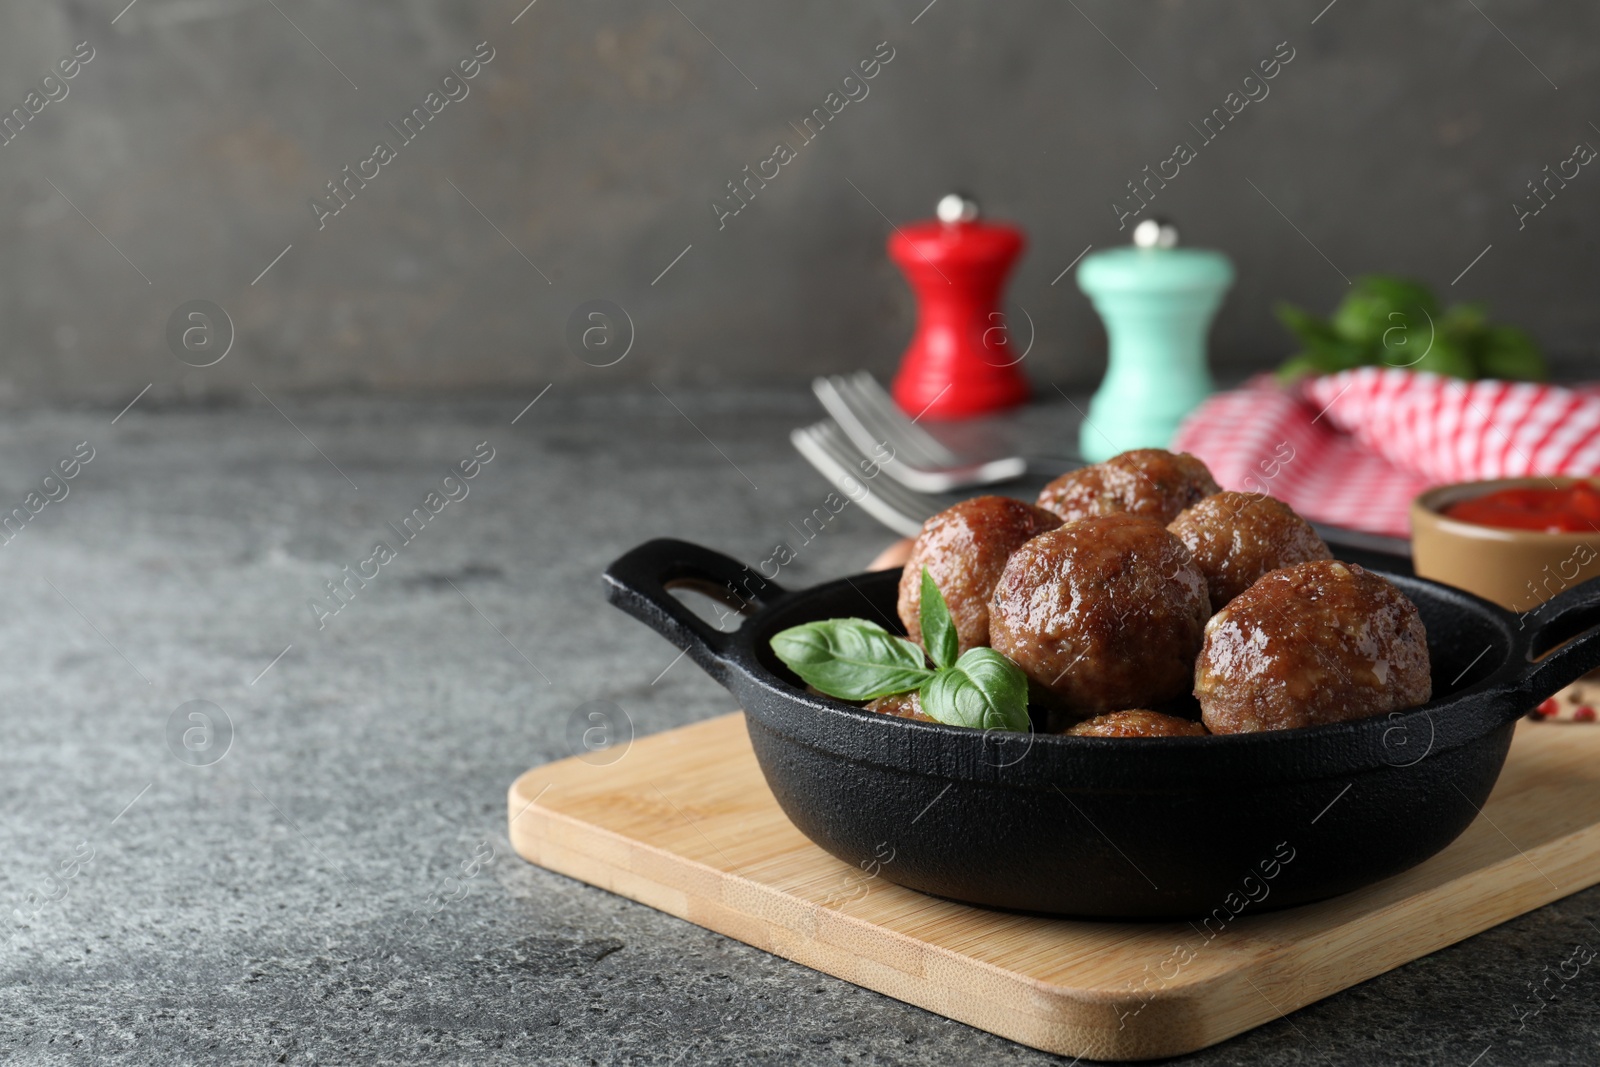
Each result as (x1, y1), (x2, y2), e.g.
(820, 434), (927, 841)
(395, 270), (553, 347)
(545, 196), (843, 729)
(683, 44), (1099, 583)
(790, 420), (942, 537)
(813, 372), (1048, 493)
(792, 416), (1415, 564)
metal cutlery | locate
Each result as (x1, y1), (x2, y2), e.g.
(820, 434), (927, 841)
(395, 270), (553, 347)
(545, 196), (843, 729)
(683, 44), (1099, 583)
(792, 414), (1414, 565)
(789, 420), (940, 537)
(812, 372), (1036, 493)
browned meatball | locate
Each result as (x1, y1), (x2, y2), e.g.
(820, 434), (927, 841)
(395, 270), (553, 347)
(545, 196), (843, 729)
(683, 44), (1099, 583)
(1038, 449), (1220, 524)
(1196, 560), (1432, 735)
(897, 496), (1062, 655)
(865, 690), (934, 722)
(1065, 711), (1209, 738)
(989, 514), (1211, 714)
(1169, 492), (1333, 613)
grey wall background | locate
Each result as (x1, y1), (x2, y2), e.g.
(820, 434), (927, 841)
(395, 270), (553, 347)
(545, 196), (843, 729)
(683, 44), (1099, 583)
(1, 0), (1596, 404)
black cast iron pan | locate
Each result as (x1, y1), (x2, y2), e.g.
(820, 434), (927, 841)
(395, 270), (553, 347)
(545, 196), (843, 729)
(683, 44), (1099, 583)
(604, 538), (1600, 919)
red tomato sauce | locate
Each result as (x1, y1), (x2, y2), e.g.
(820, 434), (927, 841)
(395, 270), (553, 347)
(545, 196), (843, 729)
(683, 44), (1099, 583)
(1442, 482), (1600, 533)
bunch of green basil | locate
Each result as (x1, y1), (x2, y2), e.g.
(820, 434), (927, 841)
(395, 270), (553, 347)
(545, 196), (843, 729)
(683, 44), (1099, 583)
(768, 568), (1030, 733)
(1275, 274), (1546, 383)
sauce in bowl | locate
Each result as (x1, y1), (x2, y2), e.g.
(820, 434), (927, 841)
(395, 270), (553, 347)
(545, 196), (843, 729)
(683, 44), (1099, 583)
(1442, 481), (1600, 533)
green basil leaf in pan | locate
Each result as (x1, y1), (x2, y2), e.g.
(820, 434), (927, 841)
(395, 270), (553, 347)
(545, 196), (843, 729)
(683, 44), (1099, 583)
(919, 647), (1030, 733)
(769, 618), (933, 702)
(918, 567), (959, 671)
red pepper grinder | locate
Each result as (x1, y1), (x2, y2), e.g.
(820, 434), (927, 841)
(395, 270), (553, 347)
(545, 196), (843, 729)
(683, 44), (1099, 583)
(889, 193), (1030, 420)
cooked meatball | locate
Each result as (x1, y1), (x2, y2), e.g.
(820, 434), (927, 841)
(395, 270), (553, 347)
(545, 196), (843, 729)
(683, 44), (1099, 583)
(1038, 449), (1220, 524)
(989, 514), (1211, 713)
(897, 496), (1062, 655)
(1066, 710), (1209, 738)
(1169, 492), (1333, 613)
(865, 690), (934, 722)
(1196, 560), (1432, 735)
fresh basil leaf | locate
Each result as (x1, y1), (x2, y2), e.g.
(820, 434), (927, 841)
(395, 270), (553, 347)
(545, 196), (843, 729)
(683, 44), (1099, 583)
(1356, 275), (1439, 317)
(770, 618), (933, 701)
(1438, 301), (1488, 339)
(1334, 276), (1437, 347)
(1274, 354), (1324, 384)
(919, 567), (959, 671)
(1303, 335), (1369, 371)
(919, 647), (1030, 733)
(1273, 301), (1337, 347)
(1475, 325), (1547, 382)
(1411, 333), (1478, 380)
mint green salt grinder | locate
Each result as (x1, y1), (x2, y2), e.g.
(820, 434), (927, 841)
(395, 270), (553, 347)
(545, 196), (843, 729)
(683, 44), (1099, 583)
(1076, 219), (1234, 462)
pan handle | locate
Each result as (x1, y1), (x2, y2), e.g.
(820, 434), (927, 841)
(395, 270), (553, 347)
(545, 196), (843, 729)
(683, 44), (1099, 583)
(603, 539), (786, 683)
(1517, 577), (1600, 703)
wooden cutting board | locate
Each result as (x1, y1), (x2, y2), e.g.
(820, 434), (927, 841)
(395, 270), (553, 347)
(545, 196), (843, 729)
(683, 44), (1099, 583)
(508, 713), (1600, 1061)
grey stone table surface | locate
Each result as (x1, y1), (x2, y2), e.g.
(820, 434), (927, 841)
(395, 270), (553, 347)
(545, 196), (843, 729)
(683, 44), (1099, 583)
(0, 386), (1594, 1066)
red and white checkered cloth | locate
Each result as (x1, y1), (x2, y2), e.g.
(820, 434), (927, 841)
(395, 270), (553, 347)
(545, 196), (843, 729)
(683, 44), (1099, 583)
(1171, 367), (1600, 537)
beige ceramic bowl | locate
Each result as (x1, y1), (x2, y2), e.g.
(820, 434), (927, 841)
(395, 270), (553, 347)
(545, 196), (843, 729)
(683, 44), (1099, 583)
(1411, 477), (1600, 615)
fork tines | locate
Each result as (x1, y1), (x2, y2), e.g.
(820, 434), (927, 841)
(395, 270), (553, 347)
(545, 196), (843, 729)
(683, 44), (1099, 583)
(815, 372), (962, 469)
(790, 421), (937, 538)
(813, 372), (1027, 493)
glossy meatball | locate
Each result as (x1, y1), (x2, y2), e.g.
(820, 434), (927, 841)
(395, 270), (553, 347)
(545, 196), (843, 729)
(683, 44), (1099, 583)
(1169, 492), (1333, 613)
(866, 690), (934, 722)
(989, 514), (1211, 714)
(1065, 710), (1209, 738)
(898, 496), (1062, 655)
(1196, 560), (1432, 735)
(1038, 449), (1220, 524)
